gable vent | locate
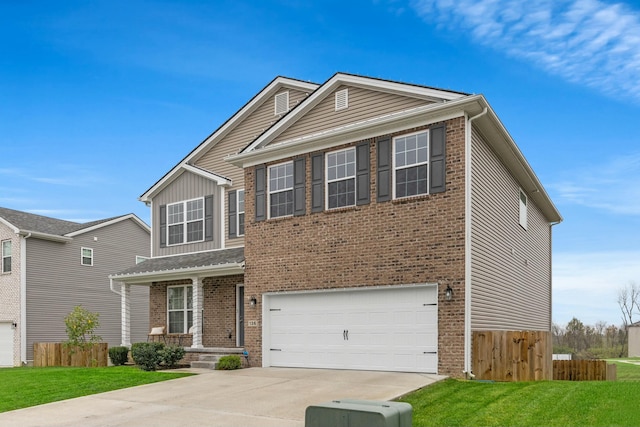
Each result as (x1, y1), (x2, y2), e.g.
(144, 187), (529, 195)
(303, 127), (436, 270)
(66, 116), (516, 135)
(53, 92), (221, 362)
(275, 91), (289, 115)
(335, 88), (348, 111)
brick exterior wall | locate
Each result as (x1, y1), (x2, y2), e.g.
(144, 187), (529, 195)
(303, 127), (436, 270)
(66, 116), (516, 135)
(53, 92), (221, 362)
(243, 117), (467, 377)
(149, 274), (244, 348)
(0, 224), (21, 366)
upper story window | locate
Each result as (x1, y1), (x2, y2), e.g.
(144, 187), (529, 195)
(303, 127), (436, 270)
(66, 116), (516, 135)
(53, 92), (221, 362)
(394, 131), (429, 198)
(269, 162), (294, 218)
(519, 189), (528, 230)
(274, 91), (289, 115)
(168, 198), (204, 245)
(81, 247), (93, 266)
(168, 285), (193, 334)
(237, 190), (245, 236)
(1, 240), (11, 273)
(326, 147), (356, 209)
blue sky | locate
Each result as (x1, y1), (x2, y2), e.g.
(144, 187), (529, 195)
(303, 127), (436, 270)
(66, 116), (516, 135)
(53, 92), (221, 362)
(1, 0), (639, 328)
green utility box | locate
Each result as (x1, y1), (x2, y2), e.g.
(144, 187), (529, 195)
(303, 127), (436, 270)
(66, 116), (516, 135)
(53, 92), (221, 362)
(305, 399), (412, 427)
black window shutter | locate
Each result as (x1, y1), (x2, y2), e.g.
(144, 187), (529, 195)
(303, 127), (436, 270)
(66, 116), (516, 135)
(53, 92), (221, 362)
(293, 157), (306, 216)
(429, 123), (446, 194)
(204, 195), (214, 241)
(377, 136), (392, 202)
(356, 142), (370, 205)
(159, 204), (167, 248)
(228, 190), (237, 238)
(255, 165), (266, 221)
(311, 153), (324, 213)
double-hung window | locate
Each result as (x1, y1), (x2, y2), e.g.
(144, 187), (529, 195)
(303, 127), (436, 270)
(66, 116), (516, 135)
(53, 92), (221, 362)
(81, 247), (93, 266)
(168, 198), (204, 245)
(1, 240), (11, 273)
(237, 190), (245, 236)
(394, 131), (429, 198)
(269, 162), (294, 218)
(168, 285), (193, 334)
(326, 148), (356, 209)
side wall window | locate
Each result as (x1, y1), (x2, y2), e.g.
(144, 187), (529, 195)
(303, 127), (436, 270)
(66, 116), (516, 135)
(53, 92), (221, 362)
(81, 247), (93, 266)
(1, 240), (11, 273)
(519, 189), (528, 230)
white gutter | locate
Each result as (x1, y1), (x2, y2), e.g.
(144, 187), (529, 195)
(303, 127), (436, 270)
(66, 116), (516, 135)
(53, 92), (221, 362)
(464, 107), (488, 378)
(108, 262), (245, 285)
(20, 233), (31, 365)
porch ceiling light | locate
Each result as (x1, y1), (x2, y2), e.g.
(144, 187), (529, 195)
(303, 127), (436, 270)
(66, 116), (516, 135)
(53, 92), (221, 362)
(445, 285), (453, 301)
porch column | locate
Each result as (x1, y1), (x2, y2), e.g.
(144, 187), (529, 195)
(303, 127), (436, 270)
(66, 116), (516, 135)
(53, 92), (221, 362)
(121, 283), (131, 347)
(191, 277), (204, 348)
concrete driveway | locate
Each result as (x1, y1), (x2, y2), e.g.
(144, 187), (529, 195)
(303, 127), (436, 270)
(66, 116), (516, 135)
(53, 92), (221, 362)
(0, 367), (444, 426)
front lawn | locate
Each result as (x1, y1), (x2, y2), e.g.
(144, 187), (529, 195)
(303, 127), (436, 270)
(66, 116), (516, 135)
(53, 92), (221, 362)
(399, 359), (640, 427)
(0, 366), (192, 413)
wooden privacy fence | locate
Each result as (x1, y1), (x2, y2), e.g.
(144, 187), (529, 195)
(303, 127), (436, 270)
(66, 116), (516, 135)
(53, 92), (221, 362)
(472, 330), (552, 381)
(553, 360), (616, 381)
(33, 343), (108, 367)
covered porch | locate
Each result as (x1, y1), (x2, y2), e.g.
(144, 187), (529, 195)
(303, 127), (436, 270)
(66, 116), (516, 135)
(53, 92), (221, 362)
(109, 248), (246, 355)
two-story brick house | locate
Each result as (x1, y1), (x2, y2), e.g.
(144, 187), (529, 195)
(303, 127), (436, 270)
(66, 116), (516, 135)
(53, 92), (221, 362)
(111, 73), (561, 377)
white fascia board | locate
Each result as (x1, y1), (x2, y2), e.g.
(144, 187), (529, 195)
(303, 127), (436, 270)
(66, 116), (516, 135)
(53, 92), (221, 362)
(139, 77), (319, 203)
(182, 164), (232, 187)
(0, 217), (19, 233)
(65, 214), (150, 237)
(17, 230), (73, 243)
(241, 73), (468, 154)
(108, 262), (245, 285)
(228, 96), (481, 168)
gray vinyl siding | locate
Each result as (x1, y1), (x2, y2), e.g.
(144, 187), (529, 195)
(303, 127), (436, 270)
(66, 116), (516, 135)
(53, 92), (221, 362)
(271, 85), (433, 144)
(195, 87), (310, 248)
(25, 219), (150, 361)
(153, 170), (221, 256)
(470, 128), (552, 331)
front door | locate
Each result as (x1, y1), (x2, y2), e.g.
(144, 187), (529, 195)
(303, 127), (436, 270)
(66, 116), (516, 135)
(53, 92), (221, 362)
(237, 284), (245, 347)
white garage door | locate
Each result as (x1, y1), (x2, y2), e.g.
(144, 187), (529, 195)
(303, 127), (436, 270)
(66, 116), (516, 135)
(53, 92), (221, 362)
(0, 323), (14, 367)
(264, 285), (438, 373)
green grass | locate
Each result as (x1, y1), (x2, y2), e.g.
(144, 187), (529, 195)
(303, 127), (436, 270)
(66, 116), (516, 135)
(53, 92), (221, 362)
(399, 360), (640, 427)
(0, 366), (192, 413)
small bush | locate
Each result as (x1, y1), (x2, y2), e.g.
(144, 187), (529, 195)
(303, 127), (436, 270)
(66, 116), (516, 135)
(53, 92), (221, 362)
(217, 355), (242, 370)
(159, 345), (186, 368)
(131, 342), (164, 371)
(108, 346), (129, 366)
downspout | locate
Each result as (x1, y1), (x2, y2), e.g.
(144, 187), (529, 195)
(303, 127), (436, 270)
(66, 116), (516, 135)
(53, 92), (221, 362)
(20, 233), (31, 365)
(464, 107), (488, 378)
(109, 278), (122, 296)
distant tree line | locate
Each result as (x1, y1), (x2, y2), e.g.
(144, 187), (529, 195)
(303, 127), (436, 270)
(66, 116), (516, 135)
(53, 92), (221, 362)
(553, 282), (639, 359)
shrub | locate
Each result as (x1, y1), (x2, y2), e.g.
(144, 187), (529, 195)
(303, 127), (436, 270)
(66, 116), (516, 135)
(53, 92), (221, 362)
(131, 342), (164, 371)
(108, 346), (130, 366)
(217, 355), (242, 370)
(159, 345), (186, 368)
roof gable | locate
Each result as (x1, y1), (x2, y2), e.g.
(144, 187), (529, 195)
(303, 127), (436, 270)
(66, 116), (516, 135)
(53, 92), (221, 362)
(240, 73), (468, 154)
(140, 76), (319, 202)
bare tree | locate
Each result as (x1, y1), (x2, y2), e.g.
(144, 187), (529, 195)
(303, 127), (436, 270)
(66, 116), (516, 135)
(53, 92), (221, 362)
(618, 282), (639, 356)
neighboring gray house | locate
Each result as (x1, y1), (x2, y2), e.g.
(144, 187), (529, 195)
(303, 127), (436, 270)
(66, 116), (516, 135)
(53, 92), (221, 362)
(0, 207), (150, 366)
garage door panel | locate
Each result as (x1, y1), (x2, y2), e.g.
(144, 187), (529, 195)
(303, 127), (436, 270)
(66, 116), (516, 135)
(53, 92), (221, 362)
(267, 286), (438, 373)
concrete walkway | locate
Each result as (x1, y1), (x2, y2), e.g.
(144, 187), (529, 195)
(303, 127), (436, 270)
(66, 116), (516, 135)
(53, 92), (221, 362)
(0, 367), (445, 426)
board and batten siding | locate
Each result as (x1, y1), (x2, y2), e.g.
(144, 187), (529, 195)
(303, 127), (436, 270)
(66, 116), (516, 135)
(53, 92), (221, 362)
(271, 85), (433, 144)
(0, 222), (22, 366)
(153, 170), (221, 256)
(470, 128), (552, 331)
(25, 219), (150, 361)
(195, 87), (311, 248)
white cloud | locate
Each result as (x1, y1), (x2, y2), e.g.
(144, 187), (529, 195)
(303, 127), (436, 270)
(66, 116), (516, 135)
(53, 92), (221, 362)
(410, 0), (640, 102)
(553, 250), (640, 326)
(549, 152), (640, 215)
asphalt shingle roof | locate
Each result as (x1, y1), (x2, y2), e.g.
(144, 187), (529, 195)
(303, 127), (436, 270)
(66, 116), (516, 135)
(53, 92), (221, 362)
(112, 247), (245, 277)
(0, 206), (130, 236)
